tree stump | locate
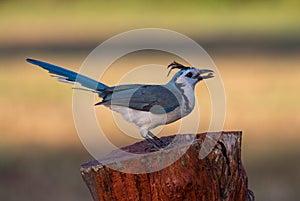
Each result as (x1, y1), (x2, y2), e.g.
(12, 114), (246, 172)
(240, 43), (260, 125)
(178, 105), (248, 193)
(80, 131), (254, 201)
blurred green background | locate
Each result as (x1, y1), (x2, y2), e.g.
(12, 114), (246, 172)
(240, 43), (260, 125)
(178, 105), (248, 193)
(1, 0), (300, 200)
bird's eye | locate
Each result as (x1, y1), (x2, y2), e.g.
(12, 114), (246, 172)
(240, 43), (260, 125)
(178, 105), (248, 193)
(186, 72), (193, 78)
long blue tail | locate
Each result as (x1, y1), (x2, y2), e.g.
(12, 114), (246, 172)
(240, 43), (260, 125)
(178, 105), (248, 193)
(26, 58), (108, 93)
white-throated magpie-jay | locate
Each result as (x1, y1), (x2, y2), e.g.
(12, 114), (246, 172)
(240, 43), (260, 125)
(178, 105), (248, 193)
(26, 58), (214, 149)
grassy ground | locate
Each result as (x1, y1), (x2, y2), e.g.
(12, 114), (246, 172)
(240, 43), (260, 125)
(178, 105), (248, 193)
(0, 0), (300, 46)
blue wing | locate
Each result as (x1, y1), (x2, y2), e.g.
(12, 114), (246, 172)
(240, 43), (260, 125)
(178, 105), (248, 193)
(97, 85), (181, 114)
(26, 58), (108, 93)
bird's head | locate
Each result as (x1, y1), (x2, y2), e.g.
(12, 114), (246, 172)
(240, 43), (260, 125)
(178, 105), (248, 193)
(167, 61), (214, 88)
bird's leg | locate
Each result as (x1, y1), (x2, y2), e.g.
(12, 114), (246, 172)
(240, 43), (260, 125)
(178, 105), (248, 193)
(141, 130), (167, 150)
(144, 135), (161, 150)
(141, 130), (162, 150)
(148, 131), (169, 147)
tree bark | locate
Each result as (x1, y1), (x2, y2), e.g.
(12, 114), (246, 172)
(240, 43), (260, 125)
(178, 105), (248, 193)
(80, 131), (254, 201)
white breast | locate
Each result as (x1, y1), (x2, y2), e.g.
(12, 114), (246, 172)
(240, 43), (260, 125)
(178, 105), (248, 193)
(109, 105), (163, 130)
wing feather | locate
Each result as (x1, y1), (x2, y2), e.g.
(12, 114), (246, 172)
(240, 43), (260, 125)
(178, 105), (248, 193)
(97, 85), (181, 114)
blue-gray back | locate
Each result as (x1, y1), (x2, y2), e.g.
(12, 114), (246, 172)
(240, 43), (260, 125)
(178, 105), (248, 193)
(97, 84), (181, 114)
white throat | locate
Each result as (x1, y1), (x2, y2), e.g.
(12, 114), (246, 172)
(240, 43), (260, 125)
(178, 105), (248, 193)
(173, 79), (196, 115)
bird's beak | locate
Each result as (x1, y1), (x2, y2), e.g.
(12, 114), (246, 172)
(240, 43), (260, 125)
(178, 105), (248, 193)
(198, 69), (214, 80)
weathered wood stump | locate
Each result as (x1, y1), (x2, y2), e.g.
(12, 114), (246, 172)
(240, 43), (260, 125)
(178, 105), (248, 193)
(80, 131), (254, 201)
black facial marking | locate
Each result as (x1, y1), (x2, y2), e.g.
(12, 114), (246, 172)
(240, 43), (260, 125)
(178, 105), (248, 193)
(175, 82), (192, 112)
(186, 72), (193, 78)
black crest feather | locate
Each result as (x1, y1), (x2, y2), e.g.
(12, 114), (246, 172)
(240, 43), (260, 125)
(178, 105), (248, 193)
(167, 61), (190, 76)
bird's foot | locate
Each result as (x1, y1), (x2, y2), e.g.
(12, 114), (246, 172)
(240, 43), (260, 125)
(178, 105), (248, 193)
(155, 137), (170, 148)
(144, 137), (162, 152)
(144, 135), (170, 152)
(147, 132), (170, 148)
(145, 145), (161, 152)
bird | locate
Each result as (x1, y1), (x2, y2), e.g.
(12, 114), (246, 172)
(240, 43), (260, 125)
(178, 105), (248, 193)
(26, 58), (214, 149)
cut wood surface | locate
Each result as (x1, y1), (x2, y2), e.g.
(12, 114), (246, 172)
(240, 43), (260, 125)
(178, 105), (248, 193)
(80, 131), (254, 201)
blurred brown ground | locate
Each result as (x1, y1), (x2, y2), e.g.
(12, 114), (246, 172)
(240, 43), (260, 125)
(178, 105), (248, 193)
(0, 1), (300, 201)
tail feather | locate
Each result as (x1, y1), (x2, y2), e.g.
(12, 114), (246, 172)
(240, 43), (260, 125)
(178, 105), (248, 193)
(26, 58), (108, 92)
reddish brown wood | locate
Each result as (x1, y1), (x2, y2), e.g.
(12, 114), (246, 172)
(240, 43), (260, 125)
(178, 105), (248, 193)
(80, 131), (254, 201)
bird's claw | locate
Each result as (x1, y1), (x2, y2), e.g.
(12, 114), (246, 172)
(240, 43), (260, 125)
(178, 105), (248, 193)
(144, 135), (170, 152)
